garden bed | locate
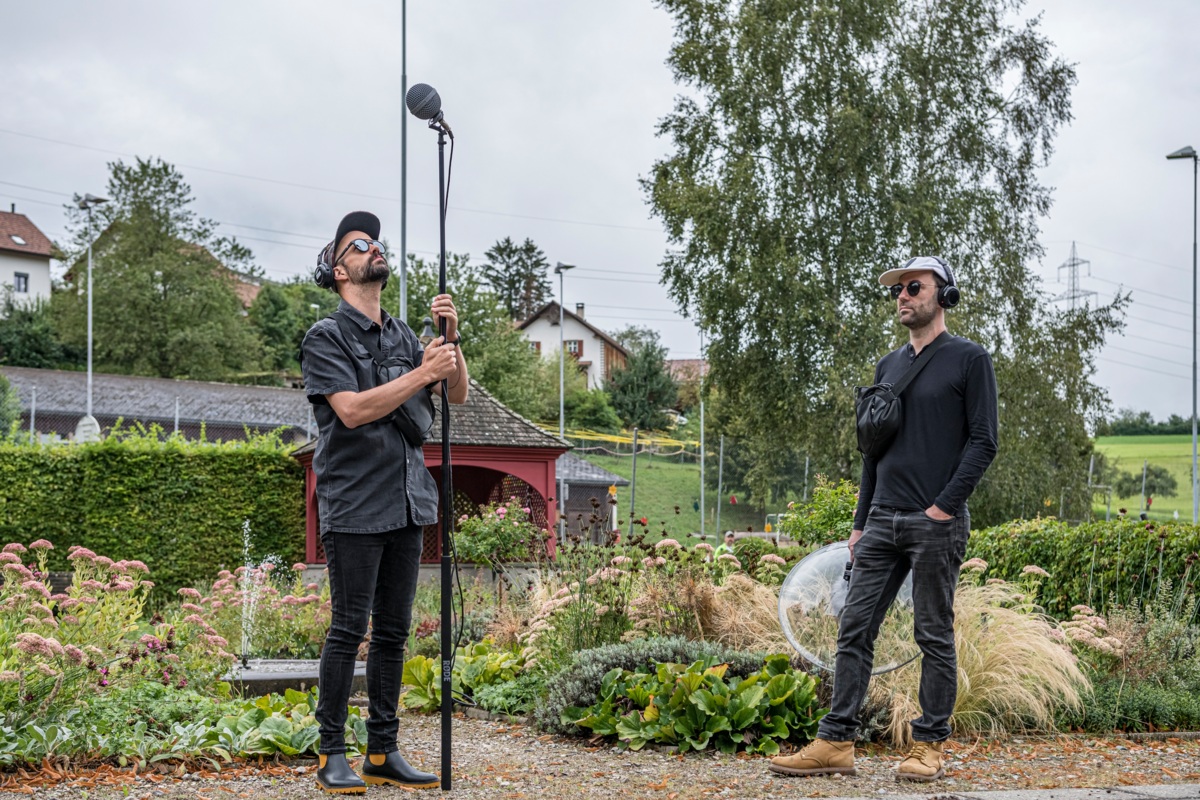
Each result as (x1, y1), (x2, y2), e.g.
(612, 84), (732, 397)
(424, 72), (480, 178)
(5, 714), (1200, 799)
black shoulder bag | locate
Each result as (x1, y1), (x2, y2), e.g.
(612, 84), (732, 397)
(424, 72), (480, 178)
(332, 312), (435, 447)
(855, 336), (948, 460)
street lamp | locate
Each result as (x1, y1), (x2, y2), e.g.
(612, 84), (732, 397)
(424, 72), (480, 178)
(77, 192), (108, 441)
(1167, 145), (1199, 524)
(554, 261), (576, 538)
(310, 303), (320, 324)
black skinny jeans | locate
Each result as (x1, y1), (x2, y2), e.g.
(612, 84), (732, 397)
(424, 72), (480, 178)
(817, 505), (969, 743)
(316, 526), (424, 755)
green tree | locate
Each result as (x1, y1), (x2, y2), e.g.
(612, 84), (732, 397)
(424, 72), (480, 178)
(1113, 464), (1179, 501)
(0, 291), (83, 369)
(480, 237), (552, 321)
(566, 389), (623, 433)
(644, 0), (1120, 521)
(608, 329), (677, 430)
(54, 157), (265, 381)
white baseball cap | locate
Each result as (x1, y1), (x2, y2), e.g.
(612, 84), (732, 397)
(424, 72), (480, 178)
(878, 256), (952, 287)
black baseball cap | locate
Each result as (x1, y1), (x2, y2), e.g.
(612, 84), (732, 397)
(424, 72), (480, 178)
(334, 211), (381, 250)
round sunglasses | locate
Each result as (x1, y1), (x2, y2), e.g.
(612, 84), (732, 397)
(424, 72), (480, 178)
(335, 238), (385, 264)
(889, 280), (938, 299)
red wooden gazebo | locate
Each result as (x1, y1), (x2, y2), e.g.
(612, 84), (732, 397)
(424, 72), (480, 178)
(292, 378), (569, 564)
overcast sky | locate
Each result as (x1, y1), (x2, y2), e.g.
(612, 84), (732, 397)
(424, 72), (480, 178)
(1, 1), (1197, 421)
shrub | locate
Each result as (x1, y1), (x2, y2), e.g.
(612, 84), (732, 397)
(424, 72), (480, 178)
(535, 636), (771, 734)
(1, 540), (234, 727)
(562, 654), (824, 755)
(966, 518), (1200, 617)
(188, 561), (330, 660)
(0, 428), (304, 604)
(400, 639), (526, 713)
(453, 499), (548, 570)
(777, 477), (858, 546)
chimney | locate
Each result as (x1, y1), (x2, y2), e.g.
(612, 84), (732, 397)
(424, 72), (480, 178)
(575, 303), (585, 319)
(9, 203), (14, 214)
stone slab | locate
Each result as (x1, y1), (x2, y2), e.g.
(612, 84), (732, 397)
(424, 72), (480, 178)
(1116, 786), (1200, 799)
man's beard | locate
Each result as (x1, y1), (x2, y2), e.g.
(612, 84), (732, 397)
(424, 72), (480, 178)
(899, 302), (937, 330)
(351, 258), (390, 287)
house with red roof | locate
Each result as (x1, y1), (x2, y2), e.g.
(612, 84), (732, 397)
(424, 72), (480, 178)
(0, 206), (55, 310)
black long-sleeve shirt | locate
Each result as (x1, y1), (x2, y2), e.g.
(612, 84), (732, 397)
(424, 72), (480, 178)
(853, 331), (999, 531)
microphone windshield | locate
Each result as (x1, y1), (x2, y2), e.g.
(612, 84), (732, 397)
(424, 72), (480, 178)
(406, 83), (442, 121)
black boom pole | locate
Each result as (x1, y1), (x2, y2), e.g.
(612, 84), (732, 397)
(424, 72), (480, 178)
(404, 81), (455, 791)
(435, 123), (453, 792)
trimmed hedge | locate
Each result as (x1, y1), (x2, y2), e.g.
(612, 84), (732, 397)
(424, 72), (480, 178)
(0, 432), (305, 603)
(966, 517), (1200, 618)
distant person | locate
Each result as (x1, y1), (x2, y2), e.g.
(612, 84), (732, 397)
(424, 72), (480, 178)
(770, 256), (997, 783)
(714, 531), (737, 558)
(302, 211), (468, 793)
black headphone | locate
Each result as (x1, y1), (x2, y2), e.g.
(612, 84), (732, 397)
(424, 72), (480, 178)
(903, 255), (960, 308)
(313, 240), (389, 291)
(313, 241), (337, 290)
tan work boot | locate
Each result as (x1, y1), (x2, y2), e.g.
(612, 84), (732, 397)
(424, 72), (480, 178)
(768, 738), (856, 777)
(896, 740), (946, 782)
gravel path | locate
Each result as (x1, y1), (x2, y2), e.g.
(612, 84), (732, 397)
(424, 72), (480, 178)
(6, 713), (1200, 799)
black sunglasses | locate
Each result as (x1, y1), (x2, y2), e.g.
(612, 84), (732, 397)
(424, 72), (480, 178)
(335, 238), (385, 264)
(889, 280), (936, 299)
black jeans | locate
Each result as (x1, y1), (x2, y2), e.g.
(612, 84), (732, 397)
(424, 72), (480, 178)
(817, 505), (969, 743)
(316, 526), (424, 755)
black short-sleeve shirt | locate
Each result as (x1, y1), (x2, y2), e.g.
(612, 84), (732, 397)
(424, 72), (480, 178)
(301, 300), (439, 533)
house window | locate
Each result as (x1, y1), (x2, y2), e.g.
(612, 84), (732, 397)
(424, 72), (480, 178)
(565, 340), (583, 358)
(14, 273), (29, 294)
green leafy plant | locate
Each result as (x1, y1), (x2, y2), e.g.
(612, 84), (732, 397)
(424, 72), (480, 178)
(400, 639), (527, 713)
(473, 673), (545, 717)
(453, 499), (548, 570)
(777, 477), (858, 546)
(563, 655), (825, 755)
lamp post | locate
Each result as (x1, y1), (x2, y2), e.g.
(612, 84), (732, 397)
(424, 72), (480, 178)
(1167, 145), (1199, 524)
(77, 192), (108, 440)
(554, 261), (576, 538)
(310, 303), (320, 324)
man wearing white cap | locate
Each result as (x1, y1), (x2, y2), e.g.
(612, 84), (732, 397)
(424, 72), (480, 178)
(770, 256), (998, 782)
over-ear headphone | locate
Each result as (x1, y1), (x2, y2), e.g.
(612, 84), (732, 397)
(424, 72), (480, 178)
(313, 241), (336, 290)
(312, 240), (391, 292)
(904, 255), (960, 308)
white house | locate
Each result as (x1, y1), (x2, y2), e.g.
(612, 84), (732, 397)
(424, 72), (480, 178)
(518, 301), (629, 390)
(0, 207), (54, 311)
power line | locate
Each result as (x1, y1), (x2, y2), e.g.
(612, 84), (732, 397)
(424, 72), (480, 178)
(1086, 274), (1191, 306)
(1105, 343), (1190, 368)
(0, 127), (664, 233)
(1097, 356), (1190, 381)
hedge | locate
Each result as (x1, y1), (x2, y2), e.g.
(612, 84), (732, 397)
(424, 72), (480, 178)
(0, 431), (305, 603)
(966, 517), (1200, 618)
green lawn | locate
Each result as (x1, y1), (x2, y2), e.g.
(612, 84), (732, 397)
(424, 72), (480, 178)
(579, 453), (766, 542)
(1094, 434), (1197, 521)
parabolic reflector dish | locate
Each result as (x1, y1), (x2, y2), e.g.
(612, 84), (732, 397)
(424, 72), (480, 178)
(778, 541), (920, 674)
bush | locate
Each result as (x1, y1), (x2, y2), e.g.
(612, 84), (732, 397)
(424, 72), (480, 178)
(187, 561), (330, 660)
(1060, 676), (1200, 733)
(562, 654), (824, 755)
(966, 517), (1200, 617)
(1, 540), (235, 726)
(535, 636), (771, 734)
(777, 477), (857, 546)
(453, 499), (548, 570)
(0, 428), (305, 604)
